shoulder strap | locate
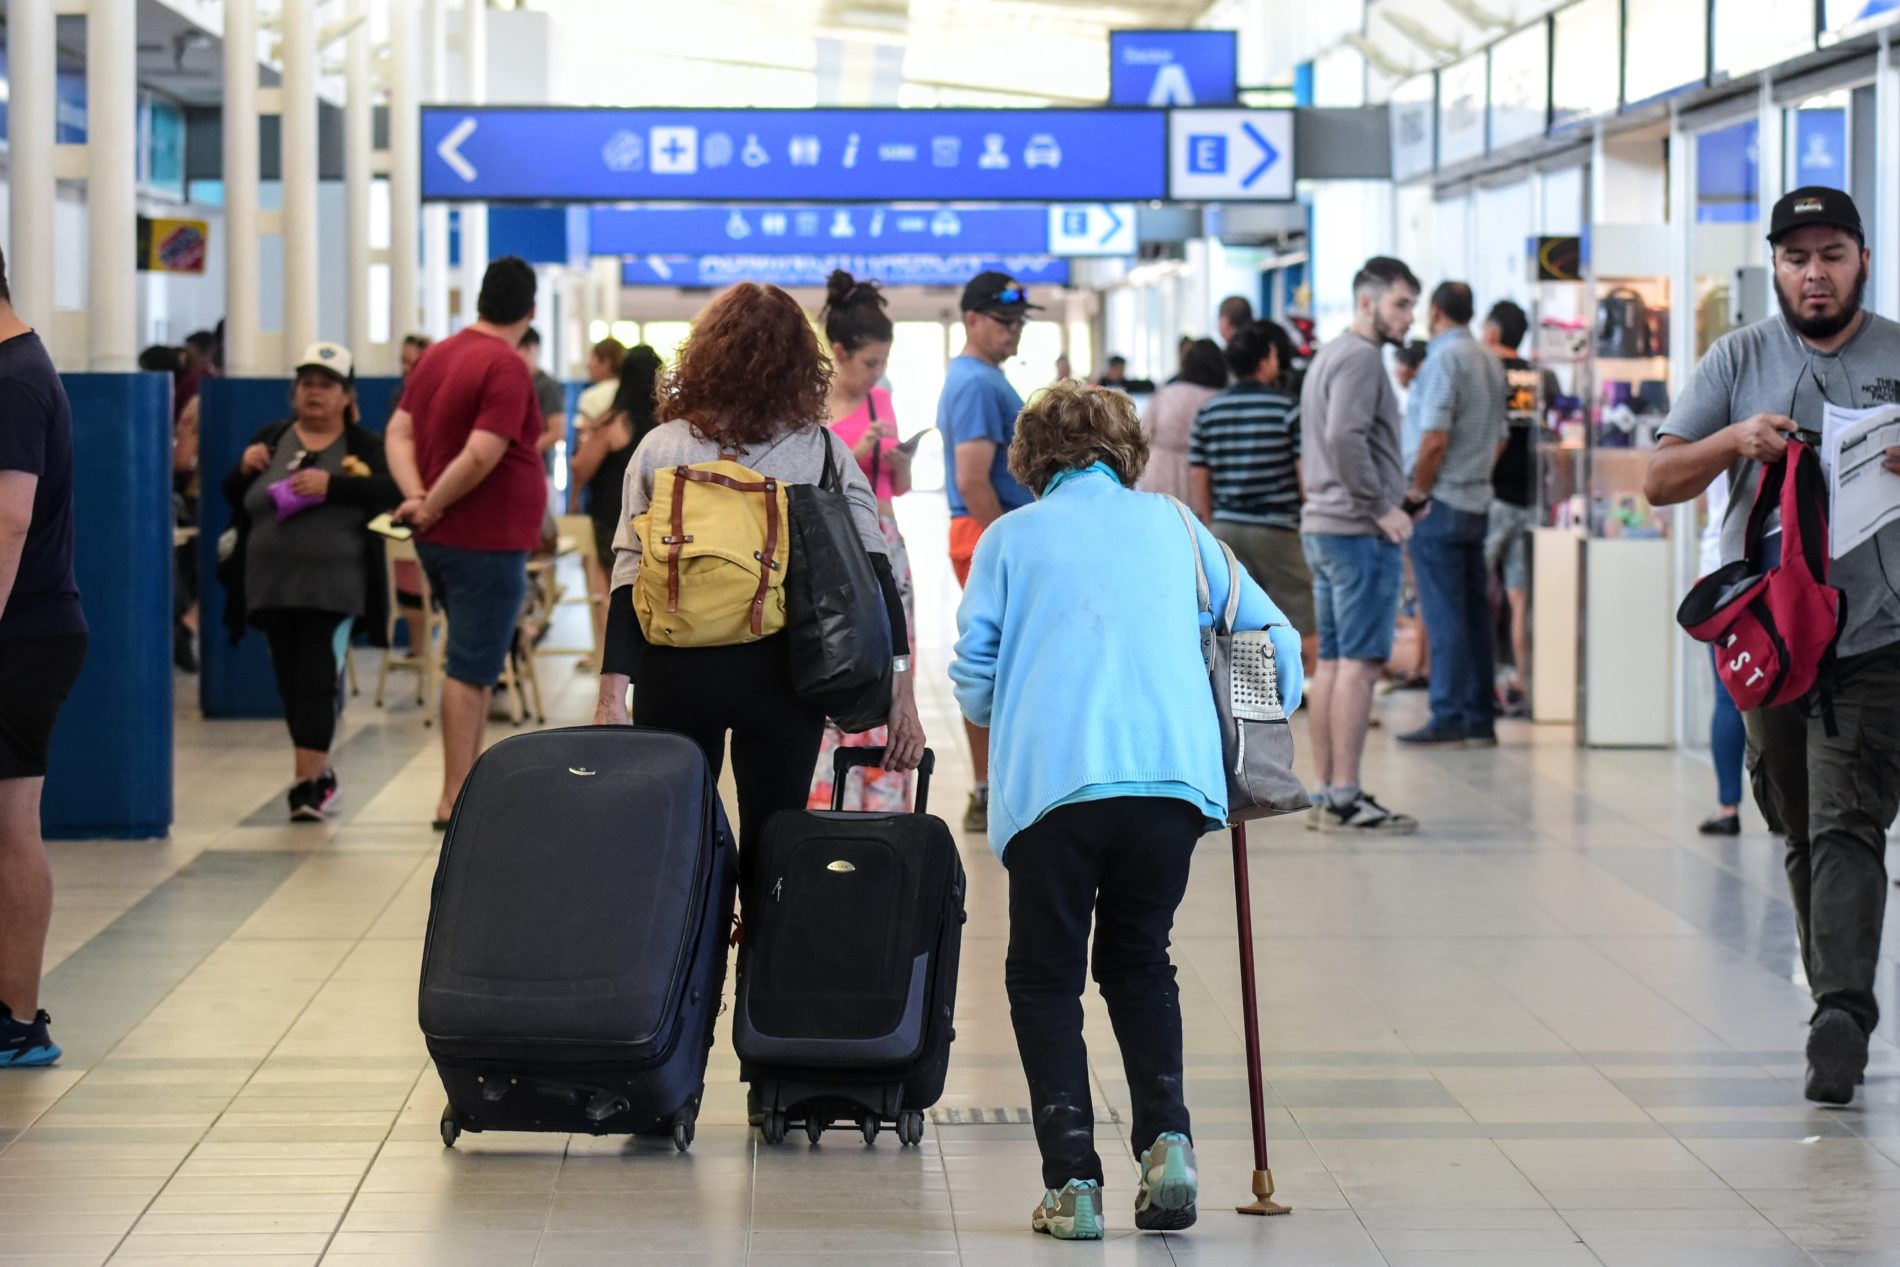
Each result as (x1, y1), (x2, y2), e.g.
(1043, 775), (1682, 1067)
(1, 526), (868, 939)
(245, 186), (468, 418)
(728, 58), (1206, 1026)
(820, 426), (843, 493)
(1784, 440), (1832, 582)
(1743, 454), (1790, 571)
(1166, 497), (1211, 619)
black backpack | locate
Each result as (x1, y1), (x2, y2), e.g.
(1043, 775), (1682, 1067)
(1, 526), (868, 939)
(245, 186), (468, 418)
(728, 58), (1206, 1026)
(1595, 287), (1652, 358)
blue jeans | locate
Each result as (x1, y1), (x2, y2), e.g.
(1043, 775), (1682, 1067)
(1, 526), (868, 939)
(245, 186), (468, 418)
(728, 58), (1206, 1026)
(1410, 499), (1495, 736)
(415, 543), (529, 688)
(1301, 533), (1403, 662)
(1711, 647), (1744, 808)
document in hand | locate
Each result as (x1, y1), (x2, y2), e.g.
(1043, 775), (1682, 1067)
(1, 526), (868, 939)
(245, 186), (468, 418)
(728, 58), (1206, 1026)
(1822, 403), (1900, 559)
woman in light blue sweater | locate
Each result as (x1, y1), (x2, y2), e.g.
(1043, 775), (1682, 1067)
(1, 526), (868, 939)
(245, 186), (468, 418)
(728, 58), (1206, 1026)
(951, 381), (1303, 1241)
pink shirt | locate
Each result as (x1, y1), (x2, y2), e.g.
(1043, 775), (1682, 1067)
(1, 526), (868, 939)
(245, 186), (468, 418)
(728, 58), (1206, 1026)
(829, 387), (901, 501)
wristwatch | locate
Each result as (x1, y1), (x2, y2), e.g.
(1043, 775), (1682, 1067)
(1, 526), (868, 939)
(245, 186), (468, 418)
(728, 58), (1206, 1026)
(892, 655), (912, 673)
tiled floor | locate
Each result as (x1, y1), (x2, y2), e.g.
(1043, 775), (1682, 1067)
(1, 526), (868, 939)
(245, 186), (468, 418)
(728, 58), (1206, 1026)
(6, 504), (1900, 1265)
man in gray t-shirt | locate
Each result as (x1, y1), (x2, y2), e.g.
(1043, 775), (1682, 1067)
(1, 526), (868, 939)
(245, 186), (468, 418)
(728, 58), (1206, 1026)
(1398, 282), (1508, 748)
(1300, 256), (1422, 837)
(1648, 186), (1900, 1107)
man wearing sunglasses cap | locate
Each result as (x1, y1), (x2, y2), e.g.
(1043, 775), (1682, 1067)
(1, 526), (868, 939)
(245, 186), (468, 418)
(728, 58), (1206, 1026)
(941, 271), (1039, 833)
(1647, 186), (1900, 1107)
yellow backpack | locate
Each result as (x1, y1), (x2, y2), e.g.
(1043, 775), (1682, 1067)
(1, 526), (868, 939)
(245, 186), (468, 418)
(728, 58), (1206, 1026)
(632, 454), (791, 647)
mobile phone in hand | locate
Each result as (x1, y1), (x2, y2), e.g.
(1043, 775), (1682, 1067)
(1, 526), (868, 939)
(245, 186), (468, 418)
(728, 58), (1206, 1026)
(895, 429), (933, 456)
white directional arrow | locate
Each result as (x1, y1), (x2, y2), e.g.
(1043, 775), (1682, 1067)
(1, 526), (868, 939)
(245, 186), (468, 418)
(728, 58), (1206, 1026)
(437, 117), (478, 182)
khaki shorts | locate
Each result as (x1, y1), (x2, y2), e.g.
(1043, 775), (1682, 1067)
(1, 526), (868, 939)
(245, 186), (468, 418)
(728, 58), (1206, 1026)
(1211, 519), (1316, 637)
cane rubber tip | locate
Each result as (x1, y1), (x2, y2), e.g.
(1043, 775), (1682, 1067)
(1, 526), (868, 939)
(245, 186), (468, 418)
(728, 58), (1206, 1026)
(1235, 1169), (1291, 1215)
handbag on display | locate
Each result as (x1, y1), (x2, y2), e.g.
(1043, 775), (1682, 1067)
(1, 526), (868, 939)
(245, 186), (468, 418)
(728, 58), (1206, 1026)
(1167, 499), (1310, 823)
(784, 431), (893, 733)
(1595, 287), (1652, 358)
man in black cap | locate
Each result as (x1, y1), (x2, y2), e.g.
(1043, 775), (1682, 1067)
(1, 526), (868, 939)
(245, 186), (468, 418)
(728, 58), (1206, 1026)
(939, 271), (1038, 834)
(1648, 186), (1900, 1106)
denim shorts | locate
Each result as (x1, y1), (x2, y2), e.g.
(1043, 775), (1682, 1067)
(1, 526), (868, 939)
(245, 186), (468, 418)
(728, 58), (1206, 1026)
(415, 543), (529, 688)
(1485, 502), (1535, 593)
(1301, 532), (1403, 663)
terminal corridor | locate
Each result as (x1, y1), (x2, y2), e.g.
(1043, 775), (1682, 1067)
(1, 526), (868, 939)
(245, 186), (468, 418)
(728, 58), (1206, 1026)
(1, 532), (1894, 1267)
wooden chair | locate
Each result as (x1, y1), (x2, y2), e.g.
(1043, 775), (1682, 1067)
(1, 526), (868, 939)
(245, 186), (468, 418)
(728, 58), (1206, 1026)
(375, 536), (444, 725)
(536, 515), (605, 665)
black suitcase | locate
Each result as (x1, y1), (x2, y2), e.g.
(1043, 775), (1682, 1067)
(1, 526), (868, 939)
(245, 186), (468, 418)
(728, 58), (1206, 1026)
(419, 726), (736, 1152)
(735, 747), (965, 1146)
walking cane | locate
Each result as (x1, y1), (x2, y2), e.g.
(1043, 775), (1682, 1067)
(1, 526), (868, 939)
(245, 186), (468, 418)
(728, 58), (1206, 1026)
(1232, 822), (1290, 1216)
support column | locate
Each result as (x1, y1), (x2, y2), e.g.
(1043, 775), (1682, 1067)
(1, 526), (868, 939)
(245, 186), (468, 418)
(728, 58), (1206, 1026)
(86, 0), (139, 371)
(458, 0), (490, 323)
(389, 0), (423, 346)
(423, 0), (452, 338)
(1876, 33), (1900, 318)
(344, 0), (373, 360)
(223, 0), (261, 375)
(8, 0), (56, 358)
(281, 0), (320, 365)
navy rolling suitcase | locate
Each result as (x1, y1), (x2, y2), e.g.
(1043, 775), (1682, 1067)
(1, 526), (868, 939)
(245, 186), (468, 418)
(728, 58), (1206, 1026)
(419, 726), (735, 1152)
(735, 747), (965, 1146)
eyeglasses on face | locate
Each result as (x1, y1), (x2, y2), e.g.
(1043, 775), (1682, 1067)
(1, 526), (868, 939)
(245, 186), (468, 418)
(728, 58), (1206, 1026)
(982, 310), (1027, 331)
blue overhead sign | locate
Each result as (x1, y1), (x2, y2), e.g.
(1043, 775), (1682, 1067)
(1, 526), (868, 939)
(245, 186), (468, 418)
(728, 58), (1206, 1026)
(620, 254), (1071, 289)
(589, 204), (1133, 257)
(1109, 30), (1239, 106)
(423, 108), (1169, 203)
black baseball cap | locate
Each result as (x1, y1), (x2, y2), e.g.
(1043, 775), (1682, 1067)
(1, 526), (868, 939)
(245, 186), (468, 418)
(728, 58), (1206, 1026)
(960, 271), (1043, 315)
(1768, 186), (1864, 245)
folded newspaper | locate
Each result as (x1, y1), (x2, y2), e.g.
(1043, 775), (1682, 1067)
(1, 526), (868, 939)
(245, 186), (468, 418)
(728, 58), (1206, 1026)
(1822, 403), (1900, 559)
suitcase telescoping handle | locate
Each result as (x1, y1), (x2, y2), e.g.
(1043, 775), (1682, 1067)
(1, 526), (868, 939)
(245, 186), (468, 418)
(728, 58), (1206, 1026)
(831, 746), (935, 816)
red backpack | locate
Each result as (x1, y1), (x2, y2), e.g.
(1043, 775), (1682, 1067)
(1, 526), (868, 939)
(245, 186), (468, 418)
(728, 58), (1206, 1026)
(1676, 440), (1843, 712)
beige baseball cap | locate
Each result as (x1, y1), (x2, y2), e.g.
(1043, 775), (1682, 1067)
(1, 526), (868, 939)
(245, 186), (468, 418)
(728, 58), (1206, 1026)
(294, 341), (355, 383)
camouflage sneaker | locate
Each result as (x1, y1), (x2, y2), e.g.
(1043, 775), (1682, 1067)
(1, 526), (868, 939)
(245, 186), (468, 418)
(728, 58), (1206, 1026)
(1031, 1179), (1104, 1240)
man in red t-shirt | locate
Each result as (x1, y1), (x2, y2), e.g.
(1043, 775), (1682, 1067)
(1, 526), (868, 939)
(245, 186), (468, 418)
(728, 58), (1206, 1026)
(387, 256), (547, 827)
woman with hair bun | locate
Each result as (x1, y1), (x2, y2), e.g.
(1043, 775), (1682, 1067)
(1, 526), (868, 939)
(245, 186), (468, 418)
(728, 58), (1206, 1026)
(806, 271), (919, 813)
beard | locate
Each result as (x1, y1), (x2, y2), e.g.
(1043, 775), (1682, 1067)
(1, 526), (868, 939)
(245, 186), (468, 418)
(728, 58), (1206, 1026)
(1777, 260), (1868, 341)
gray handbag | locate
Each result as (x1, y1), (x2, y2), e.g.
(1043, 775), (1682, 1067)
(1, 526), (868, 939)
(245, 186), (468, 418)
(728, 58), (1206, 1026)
(1169, 499), (1313, 824)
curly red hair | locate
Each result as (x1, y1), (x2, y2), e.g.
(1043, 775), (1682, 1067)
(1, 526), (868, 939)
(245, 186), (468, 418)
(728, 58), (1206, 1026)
(659, 283), (832, 448)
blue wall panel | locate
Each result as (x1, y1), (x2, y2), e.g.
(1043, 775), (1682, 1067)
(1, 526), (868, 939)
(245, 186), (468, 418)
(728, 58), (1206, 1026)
(42, 374), (174, 839)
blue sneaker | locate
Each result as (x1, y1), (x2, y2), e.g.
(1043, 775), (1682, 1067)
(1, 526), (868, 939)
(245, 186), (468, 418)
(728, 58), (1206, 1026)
(0, 1005), (60, 1068)
(1031, 1179), (1104, 1240)
(1135, 1132), (1198, 1230)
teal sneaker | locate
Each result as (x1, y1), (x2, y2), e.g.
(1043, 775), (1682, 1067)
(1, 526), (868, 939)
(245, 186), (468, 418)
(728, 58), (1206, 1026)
(1031, 1179), (1104, 1240)
(1135, 1132), (1198, 1231)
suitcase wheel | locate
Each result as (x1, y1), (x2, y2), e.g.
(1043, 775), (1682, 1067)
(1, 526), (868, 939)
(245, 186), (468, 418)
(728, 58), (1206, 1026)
(440, 1106), (461, 1149)
(760, 1108), (788, 1146)
(859, 1114), (880, 1146)
(671, 1108), (696, 1152)
(897, 1110), (925, 1147)
(805, 1114), (826, 1145)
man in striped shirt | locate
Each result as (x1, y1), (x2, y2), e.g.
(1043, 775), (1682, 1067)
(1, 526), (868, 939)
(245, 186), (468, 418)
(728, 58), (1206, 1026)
(1188, 319), (1316, 666)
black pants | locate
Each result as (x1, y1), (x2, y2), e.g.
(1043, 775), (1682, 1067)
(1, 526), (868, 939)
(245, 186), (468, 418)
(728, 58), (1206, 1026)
(256, 609), (352, 754)
(1745, 642), (1900, 1035)
(1004, 796), (1202, 1190)
(633, 635), (826, 884)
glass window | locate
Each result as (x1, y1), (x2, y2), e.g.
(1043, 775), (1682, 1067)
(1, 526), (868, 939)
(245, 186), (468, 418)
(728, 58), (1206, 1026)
(639, 321), (691, 363)
(1552, 0), (1620, 128)
(1787, 93), (1850, 193)
(1625, 0), (1709, 105)
(1712, 0), (1817, 79)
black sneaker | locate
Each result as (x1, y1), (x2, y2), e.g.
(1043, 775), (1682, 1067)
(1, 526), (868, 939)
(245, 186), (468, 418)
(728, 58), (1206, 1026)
(1398, 724), (1468, 746)
(288, 780), (324, 822)
(0, 1004), (60, 1068)
(1698, 812), (1741, 837)
(1315, 792), (1418, 836)
(1806, 1008), (1867, 1106)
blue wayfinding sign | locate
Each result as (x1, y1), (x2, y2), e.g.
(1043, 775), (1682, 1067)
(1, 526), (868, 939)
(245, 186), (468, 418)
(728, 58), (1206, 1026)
(424, 108), (1168, 203)
(620, 254), (1071, 290)
(1109, 30), (1238, 107)
(590, 204), (1133, 257)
